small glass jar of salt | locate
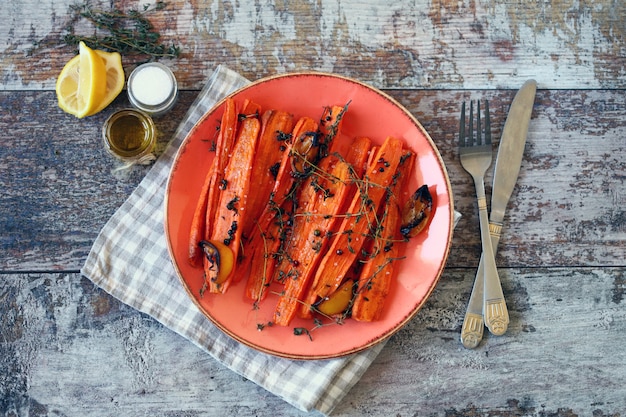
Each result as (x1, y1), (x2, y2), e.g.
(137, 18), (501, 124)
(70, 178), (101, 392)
(127, 62), (178, 117)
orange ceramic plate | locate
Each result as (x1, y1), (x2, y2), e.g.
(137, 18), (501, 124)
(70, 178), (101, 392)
(165, 72), (453, 359)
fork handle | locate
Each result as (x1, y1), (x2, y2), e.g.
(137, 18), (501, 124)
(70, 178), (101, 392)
(484, 221), (509, 335)
(474, 182), (509, 336)
(461, 270), (484, 348)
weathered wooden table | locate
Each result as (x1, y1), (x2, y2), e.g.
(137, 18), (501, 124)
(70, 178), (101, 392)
(2, 1), (625, 415)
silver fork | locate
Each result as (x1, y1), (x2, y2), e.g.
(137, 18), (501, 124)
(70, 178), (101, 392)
(458, 101), (509, 345)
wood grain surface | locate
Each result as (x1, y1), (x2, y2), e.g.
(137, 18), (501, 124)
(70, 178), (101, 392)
(3, 0), (626, 90)
(1, 0), (625, 416)
(2, 90), (623, 271)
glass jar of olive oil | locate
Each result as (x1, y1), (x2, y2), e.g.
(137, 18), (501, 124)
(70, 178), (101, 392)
(102, 109), (156, 163)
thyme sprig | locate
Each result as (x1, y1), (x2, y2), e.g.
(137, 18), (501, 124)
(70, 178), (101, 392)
(62, 1), (180, 60)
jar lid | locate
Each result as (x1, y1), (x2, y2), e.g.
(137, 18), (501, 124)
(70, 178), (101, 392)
(128, 63), (178, 116)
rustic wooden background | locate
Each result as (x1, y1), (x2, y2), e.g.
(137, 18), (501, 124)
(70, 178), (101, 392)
(1, 0), (625, 416)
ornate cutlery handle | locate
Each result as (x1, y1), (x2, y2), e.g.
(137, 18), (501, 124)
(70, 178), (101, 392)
(483, 221), (509, 335)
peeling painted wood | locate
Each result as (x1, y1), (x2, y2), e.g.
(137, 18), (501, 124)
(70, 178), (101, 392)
(2, 1), (625, 416)
(1, 89), (624, 271)
(2, 0), (625, 90)
(0, 91), (199, 271)
(2, 270), (625, 416)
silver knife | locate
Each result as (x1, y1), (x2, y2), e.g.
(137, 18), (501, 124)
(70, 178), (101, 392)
(461, 79), (537, 348)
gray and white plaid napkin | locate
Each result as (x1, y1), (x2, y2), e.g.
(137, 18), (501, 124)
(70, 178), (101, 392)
(81, 65), (389, 415)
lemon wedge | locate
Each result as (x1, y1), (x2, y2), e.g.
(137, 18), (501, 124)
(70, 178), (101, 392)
(56, 42), (124, 118)
(89, 49), (125, 116)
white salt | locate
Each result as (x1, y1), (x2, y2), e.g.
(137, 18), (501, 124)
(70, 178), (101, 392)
(131, 66), (173, 106)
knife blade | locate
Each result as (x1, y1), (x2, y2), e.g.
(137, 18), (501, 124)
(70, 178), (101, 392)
(461, 79), (537, 348)
(490, 79), (537, 225)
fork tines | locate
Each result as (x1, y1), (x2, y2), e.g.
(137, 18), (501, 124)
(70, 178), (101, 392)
(460, 100), (491, 147)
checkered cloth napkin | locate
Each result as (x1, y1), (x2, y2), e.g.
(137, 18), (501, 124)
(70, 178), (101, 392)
(81, 65), (390, 415)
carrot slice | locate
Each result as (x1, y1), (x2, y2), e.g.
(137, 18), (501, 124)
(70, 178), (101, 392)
(242, 117), (318, 301)
(319, 104), (348, 152)
(188, 157), (217, 267)
(242, 110), (294, 238)
(241, 99), (261, 117)
(189, 99), (238, 267)
(311, 136), (404, 300)
(205, 114), (262, 293)
(203, 98), (239, 240)
(352, 150), (415, 321)
(244, 209), (289, 303)
(273, 136), (372, 326)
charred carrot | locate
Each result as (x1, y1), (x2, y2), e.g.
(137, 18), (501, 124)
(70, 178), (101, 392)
(188, 158), (217, 267)
(352, 150), (415, 321)
(205, 114), (262, 293)
(203, 98), (239, 241)
(189, 99), (238, 267)
(244, 209), (290, 303)
(242, 110), (294, 238)
(318, 104), (349, 151)
(273, 136), (372, 326)
(242, 117), (317, 300)
(311, 136), (405, 300)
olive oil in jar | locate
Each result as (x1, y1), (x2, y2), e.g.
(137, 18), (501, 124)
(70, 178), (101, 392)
(102, 109), (156, 162)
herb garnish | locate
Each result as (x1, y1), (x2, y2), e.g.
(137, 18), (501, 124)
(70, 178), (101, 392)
(62, 1), (180, 61)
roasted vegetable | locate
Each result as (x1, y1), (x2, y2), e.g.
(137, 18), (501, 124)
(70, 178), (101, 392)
(352, 151), (415, 322)
(199, 240), (235, 285)
(400, 184), (433, 238)
(187, 98), (432, 329)
(272, 136), (371, 326)
(205, 108), (262, 293)
(311, 135), (405, 300)
(315, 279), (355, 316)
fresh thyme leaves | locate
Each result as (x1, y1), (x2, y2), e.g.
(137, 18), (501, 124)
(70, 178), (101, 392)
(62, 1), (181, 61)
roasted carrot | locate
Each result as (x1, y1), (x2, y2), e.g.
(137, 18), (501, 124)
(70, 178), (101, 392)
(214, 98), (239, 172)
(205, 114), (262, 293)
(242, 117), (317, 301)
(244, 209), (290, 303)
(189, 99), (238, 267)
(241, 99), (261, 117)
(242, 110), (294, 238)
(310, 136), (405, 300)
(352, 150), (415, 321)
(202, 98), (239, 241)
(318, 104), (348, 150)
(273, 136), (372, 326)
(297, 139), (374, 319)
(188, 157), (217, 267)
